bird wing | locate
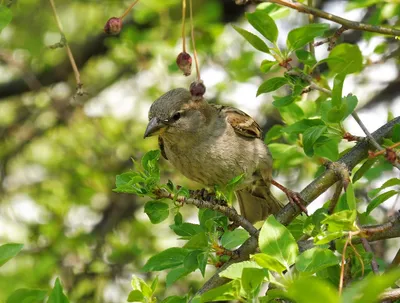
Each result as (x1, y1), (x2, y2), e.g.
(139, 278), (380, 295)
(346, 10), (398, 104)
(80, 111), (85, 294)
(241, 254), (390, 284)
(214, 105), (262, 139)
(158, 136), (168, 160)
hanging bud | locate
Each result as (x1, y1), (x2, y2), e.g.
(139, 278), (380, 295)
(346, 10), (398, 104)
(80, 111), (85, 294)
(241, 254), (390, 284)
(176, 52), (192, 76)
(104, 17), (122, 35)
(190, 80), (206, 100)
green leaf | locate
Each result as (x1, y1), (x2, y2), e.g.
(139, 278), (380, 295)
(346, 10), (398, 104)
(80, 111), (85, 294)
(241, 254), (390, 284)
(183, 232), (208, 249)
(314, 231), (345, 245)
(0, 243), (23, 267)
(161, 296), (187, 303)
(143, 247), (189, 272)
(353, 158), (377, 183)
(200, 280), (241, 302)
(257, 77), (288, 96)
(302, 125), (327, 157)
(6, 289), (47, 303)
(47, 278), (69, 303)
(169, 223), (203, 238)
(241, 268), (265, 297)
(342, 269), (400, 303)
(332, 73), (346, 107)
(252, 253), (286, 273)
(232, 25), (270, 53)
(259, 216), (298, 269)
(141, 150), (160, 179)
(287, 23), (329, 51)
(295, 247), (339, 273)
(220, 229), (249, 250)
(368, 178), (400, 198)
(166, 267), (191, 286)
(197, 251), (208, 277)
(366, 190), (398, 215)
(183, 250), (202, 272)
(346, 182), (356, 210)
(0, 5), (12, 32)
(260, 59), (277, 73)
(272, 95), (295, 107)
(246, 10), (278, 43)
(127, 290), (144, 302)
(314, 137), (340, 161)
(144, 201), (169, 224)
(295, 50), (317, 66)
(265, 125), (283, 143)
(219, 261), (262, 280)
(392, 124), (400, 142)
(321, 210), (358, 232)
(328, 43), (363, 74)
(283, 119), (325, 135)
(286, 277), (340, 303)
(150, 276), (158, 293)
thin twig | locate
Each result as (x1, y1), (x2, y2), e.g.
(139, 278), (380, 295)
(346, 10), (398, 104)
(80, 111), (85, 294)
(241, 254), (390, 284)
(154, 188), (259, 236)
(48, 0), (82, 90)
(181, 0), (187, 52)
(119, 0), (140, 20)
(360, 238), (379, 274)
(388, 248), (400, 271)
(307, 0), (320, 78)
(328, 181), (343, 214)
(189, 0), (201, 81)
(251, 0), (400, 36)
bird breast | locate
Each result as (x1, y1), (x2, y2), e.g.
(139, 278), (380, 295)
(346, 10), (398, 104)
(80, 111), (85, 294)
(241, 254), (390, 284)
(162, 124), (271, 188)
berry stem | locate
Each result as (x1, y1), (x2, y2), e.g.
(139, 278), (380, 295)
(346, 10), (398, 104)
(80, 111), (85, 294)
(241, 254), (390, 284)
(119, 0), (140, 20)
(189, 0), (200, 81)
(181, 0), (187, 52)
(48, 0), (82, 91)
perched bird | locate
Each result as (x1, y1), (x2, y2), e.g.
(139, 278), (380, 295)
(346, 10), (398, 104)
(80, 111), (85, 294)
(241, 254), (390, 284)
(144, 88), (283, 223)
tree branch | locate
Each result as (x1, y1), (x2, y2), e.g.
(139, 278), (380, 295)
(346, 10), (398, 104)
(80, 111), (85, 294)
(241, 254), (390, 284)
(194, 116), (400, 296)
(238, 0), (400, 36)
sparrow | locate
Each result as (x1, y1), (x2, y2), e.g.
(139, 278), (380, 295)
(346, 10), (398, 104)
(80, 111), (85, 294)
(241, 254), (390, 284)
(144, 88), (283, 223)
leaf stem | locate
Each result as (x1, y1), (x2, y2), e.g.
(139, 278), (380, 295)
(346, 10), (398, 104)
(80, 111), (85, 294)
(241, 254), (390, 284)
(119, 0), (140, 20)
(189, 0), (201, 81)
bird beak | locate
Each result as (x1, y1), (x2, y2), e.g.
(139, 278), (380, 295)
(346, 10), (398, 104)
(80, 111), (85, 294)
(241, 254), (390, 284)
(144, 117), (166, 138)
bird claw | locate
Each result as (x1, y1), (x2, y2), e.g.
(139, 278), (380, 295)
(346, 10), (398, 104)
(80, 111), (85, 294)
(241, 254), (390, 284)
(286, 190), (308, 216)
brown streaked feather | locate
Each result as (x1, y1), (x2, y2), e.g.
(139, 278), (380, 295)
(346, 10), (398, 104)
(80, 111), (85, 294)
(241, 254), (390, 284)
(213, 105), (262, 139)
(158, 136), (168, 160)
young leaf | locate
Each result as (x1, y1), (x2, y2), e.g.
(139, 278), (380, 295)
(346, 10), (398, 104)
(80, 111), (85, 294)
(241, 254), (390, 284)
(328, 43), (363, 74)
(295, 50), (317, 66)
(286, 277), (340, 303)
(183, 232), (208, 249)
(127, 290), (144, 302)
(321, 210), (358, 232)
(6, 289), (47, 303)
(169, 222), (203, 238)
(197, 251), (208, 277)
(302, 125), (327, 157)
(47, 278), (69, 303)
(252, 253), (286, 273)
(220, 229), (249, 250)
(246, 10), (278, 43)
(241, 268), (265, 297)
(144, 201), (169, 224)
(257, 77), (288, 96)
(259, 216), (298, 269)
(143, 247), (189, 272)
(265, 125), (283, 143)
(295, 247), (339, 273)
(282, 119), (325, 135)
(232, 25), (270, 53)
(161, 296), (187, 303)
(368, 178), (400, 198)
(0, 243), (23, 267)
(219, 261), (262, 280)
(392, 124), (400, 142)
(260, 59), (277, 73)
(331, 73), (346, 107)
(366, 190), (398, 215)
(272, 95), (295, 107)
(287, 23), (329, 52)
(200, 279), (241, 302)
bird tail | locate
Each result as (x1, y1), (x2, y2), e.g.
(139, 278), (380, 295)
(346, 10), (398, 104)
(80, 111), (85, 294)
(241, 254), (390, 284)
(236, 180), (284, 224)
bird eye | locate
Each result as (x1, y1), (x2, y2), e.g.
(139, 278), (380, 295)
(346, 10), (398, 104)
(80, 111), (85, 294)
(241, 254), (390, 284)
(172, 112), (181, 121)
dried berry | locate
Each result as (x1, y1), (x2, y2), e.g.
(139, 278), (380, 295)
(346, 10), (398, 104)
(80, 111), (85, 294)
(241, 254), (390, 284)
(176, 52), (192, 76)
(190, 80), (206, 100)
(104, 17), (122, 35)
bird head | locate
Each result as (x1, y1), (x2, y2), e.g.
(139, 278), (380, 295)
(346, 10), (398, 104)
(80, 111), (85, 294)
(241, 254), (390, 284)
(144, 88), (208, 138)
